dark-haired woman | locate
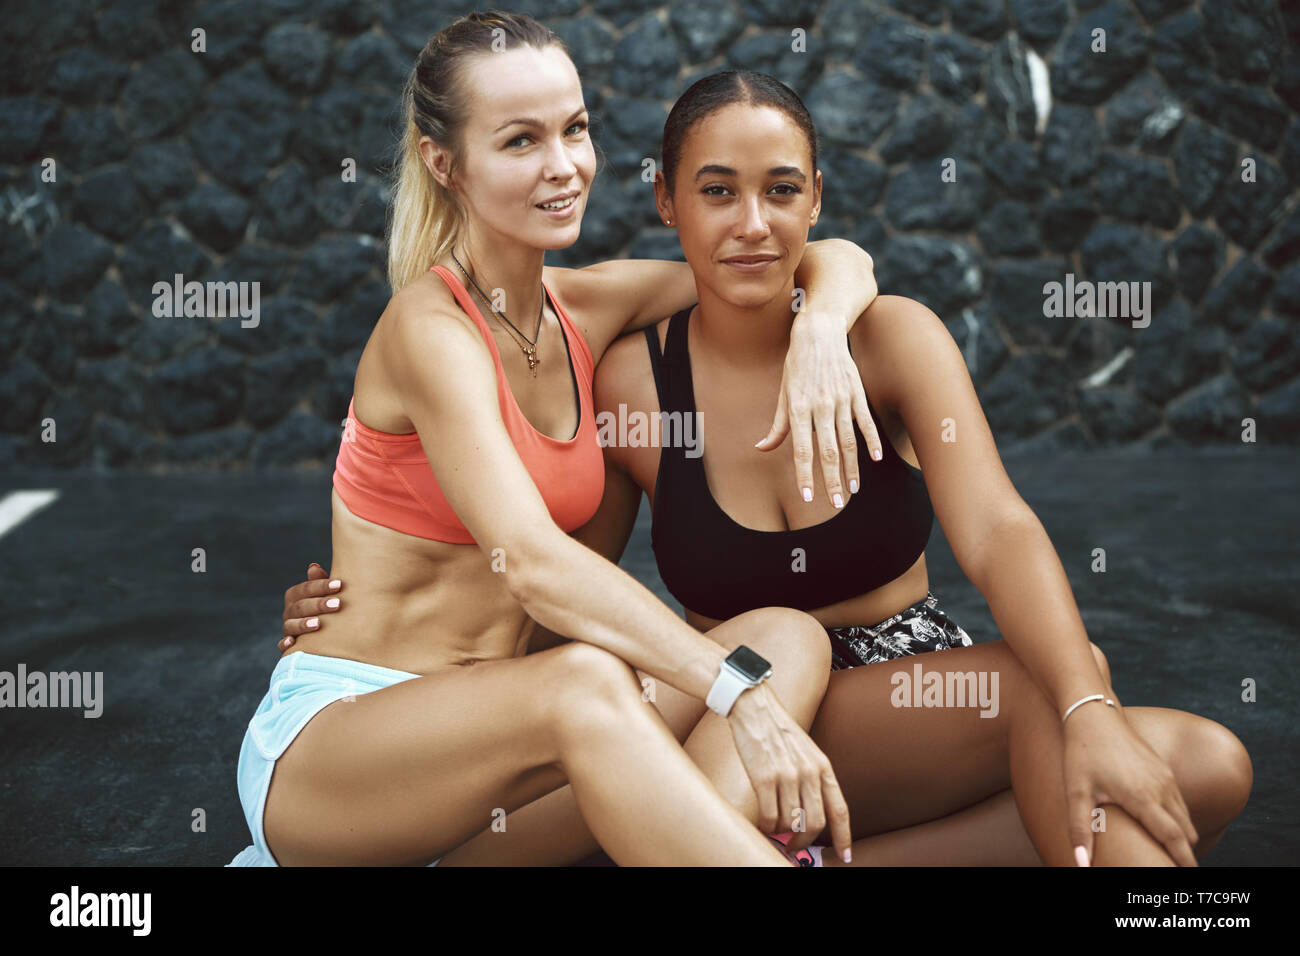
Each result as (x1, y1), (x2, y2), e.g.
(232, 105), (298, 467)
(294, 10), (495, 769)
(288, 68), (1252, 868)
(229, 12), (888, 866)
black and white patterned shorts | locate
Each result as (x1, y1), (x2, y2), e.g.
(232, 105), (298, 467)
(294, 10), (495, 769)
(825, 591), (974, 672)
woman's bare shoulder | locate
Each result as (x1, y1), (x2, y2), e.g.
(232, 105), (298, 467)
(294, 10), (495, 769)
(378, 271), (489, 353)
(855, 294), (940, 344)
(390, 269), (466, 321)
(851, 295), (954, 410)
(354, 273), (489, 430)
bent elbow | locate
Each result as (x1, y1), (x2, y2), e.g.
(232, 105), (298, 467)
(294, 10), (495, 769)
(964, 508), (1042, 591)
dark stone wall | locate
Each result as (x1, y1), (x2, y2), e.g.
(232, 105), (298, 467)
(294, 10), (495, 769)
(1, 0), (1297, 469)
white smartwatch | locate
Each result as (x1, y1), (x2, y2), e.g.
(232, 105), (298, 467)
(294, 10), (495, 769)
(706, 645), (773, 717)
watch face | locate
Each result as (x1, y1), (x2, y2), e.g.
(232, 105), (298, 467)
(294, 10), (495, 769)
(727, 645), (772, 682)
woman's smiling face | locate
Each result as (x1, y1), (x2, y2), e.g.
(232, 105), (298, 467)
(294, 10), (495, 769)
(424, 44), (596, 249)
(656, 102), (822, 307)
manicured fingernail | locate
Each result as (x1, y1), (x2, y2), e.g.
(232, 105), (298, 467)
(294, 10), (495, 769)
(306, 617), (319, 628)
(833, 493), (843, 509)
(871, 447), (882, 461)
(329, 579), (341, 590)
(801, 487), (812, 502)
(1074, 845), (1090, 867)
(849, 479), (858, 493)
(325, 597), (339, 609)
(843, 849), (852, 863)
(753, 439), (765, 448)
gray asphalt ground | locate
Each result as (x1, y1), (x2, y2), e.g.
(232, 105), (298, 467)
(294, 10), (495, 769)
(0, 447), (1295, 865)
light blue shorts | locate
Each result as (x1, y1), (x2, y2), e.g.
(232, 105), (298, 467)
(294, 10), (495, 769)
(226, 651), (440, 867)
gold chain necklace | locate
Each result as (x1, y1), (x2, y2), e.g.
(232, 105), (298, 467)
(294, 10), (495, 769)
(450, 250), (543, 376)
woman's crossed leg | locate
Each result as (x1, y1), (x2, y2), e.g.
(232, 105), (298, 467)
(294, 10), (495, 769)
(436, 607), (835, 865)
(261, 639), (791, 866)
(808, 638), (1251, 865)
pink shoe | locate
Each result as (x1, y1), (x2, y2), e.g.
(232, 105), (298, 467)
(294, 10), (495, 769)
(768, 831), (824, 867)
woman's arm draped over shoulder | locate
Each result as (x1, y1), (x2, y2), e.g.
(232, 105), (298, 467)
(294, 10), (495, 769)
(551, 238), (876, 362)
(753, 240), (884, 505)
(789, 237), (879, 337)
(555, 239), (883, 506)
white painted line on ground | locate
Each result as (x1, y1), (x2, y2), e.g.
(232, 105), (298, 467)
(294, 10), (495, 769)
(0, 490), (61, 539)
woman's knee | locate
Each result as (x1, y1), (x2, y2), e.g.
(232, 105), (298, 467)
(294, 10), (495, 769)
(548, 640), (641, 693)
(1182, 715), (1253, 825)
(726, 607), (831, 692)
(542, 641), (646, 735)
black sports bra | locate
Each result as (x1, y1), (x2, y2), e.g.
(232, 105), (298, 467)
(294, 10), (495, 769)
(645, 306), (934, 622)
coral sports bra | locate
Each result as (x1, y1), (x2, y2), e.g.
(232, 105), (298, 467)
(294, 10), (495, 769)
(331, 264), (605, 544)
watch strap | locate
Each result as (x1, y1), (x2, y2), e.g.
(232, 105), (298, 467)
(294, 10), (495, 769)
(706, 660), (757, 717)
